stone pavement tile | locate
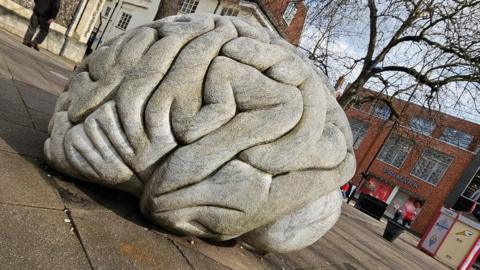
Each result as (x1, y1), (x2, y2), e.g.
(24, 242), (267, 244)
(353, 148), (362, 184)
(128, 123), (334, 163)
(0, 78), (33, 128)
(71, 209), (194, 270)
(389, 239), (449, 270)
(0, 96), (33, 128)
(171, 236), (279, 270)
(0, 42), (68, 95)
(0, 30), (74, 77)
(316, 262), (370, 270)
(16, 80), (57, 115)
(0, 204), (91, 270)
(174, 244), (231, 270)
(0, 119), (48, 157)
(28, 108), (52, 132)
(0, 151), (63, 209)
(52, 176), (146, 221)
(277, 236), (366, 269)
(0, 55), (12, 79)
(1, 46), (54, 93)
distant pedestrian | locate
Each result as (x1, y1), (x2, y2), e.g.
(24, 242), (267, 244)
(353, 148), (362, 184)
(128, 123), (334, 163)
(340, 182), (351, 199)
(394, 197), (417, 227)
(23, 0), (61, 50)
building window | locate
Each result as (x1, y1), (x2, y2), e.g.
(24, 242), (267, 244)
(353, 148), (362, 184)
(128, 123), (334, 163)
(221, 7), (239, 16)
(104, 6), (111, 17)
(352, 102), (362, 110)
(180, 0), (199, 14)
(117, 12), (132, 30)
(439, 127), (473, 149)
(411, 148), (453, 185)
(350, 118), (369, 149)
(283, 1), (297, 25)
(377, 134), (414, 168)
(409, 115), (435, 136)
(372, 102), (391, 120)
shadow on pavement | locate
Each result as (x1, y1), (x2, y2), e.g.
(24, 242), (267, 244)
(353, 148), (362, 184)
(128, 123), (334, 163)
(0, 77), (155, 228)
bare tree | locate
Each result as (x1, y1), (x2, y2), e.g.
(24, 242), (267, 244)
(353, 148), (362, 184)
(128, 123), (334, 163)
(303, 0), (480, 118)
(154, 0), (183, 20)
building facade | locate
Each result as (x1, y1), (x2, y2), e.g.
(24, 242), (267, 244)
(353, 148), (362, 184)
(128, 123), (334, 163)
(90, 0), (306, 50)
(0, 0), (106, 62)
(347, 89), (480, 235)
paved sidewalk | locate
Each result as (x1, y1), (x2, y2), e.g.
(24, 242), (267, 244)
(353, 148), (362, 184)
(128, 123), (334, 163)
(0, 29), (450, 270)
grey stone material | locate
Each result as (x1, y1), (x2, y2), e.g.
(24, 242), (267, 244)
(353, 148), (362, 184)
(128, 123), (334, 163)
(0, 204), (91, 270)
(44, 14), (356, 253)
(0, 151), (64, 209)
(70, 209), (194, 270)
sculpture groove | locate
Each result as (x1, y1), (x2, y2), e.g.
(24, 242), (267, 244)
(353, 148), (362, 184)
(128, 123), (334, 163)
(44, 14), (356, 253)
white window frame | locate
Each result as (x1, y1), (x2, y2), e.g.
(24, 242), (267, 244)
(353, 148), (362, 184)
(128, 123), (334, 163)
(116, 12), (132, 31)
(439, 127), (473, 150)
(283, 1), (297, 25)
(221, 7), (239, 16)
(180, 0), (200, 14)
(104, 6), (112, 17)
(377, 134), (414, 169)
(350, 118), (369, 150)
(411, 148), (453, 186)
(409, 115), (436, 136)
(372, 102), (391, 120)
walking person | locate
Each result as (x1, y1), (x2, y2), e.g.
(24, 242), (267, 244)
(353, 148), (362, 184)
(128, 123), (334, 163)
(394, 197), (417, 227)
(23, 0), (61, 50)
(340, 182), (351, 200)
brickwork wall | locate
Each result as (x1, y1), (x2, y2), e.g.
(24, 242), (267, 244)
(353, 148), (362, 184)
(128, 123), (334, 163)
(11, 0), (81, 27)
(255, 0), (306, 45)
(347, 89), (480, 235)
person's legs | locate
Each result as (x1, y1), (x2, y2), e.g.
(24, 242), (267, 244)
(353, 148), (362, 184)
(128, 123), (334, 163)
(394, 210), (401, 221)
(23, 13), (39, 45)
(402, 219), (411, 227)
(31, 17), (50, 49)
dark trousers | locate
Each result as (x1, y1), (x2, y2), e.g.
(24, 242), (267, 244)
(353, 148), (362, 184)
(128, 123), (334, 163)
(23, 13), (50, 45)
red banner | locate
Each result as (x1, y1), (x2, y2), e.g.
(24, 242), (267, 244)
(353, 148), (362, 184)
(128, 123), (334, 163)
(359, 178), (394, 202)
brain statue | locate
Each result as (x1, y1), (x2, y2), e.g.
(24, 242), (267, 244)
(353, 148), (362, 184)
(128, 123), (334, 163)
(44, 14), (356, 253)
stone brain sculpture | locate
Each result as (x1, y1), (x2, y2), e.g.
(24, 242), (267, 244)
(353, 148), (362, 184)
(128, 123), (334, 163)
(44, 14), (356, 253)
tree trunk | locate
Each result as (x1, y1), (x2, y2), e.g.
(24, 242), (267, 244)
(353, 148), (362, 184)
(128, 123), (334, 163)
(154, 0), (183, 20)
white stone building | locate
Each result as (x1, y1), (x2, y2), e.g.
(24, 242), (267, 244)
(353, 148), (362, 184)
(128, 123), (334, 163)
(90, 0), (280, 50)
(0, 0), (106, 62)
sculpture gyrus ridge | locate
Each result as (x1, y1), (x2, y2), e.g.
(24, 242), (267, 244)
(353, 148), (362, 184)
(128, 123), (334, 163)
(44, 14), (356, 253)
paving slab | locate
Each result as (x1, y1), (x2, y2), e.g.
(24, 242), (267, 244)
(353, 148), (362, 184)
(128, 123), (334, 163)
(15, 79), (57, 115)
(0, 30), (74, 75)
(174, 244), (231, 270)
(0, 77), (34, 128)
(28, 107), (52, 132)
(0, 204), (91, 270)
(71, 209), (194, 270)
(274, 205), (449, 270)
(0, 119), (48, 157)
(0, 151), (63, 209)
(170, 236), (285, 270)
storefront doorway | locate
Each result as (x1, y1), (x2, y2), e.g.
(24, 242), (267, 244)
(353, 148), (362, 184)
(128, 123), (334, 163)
(384, 188), (424, 225)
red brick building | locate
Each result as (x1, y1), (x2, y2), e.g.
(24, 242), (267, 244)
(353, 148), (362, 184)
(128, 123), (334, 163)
(254, 0), (307, 45)
(347, 89), (480, 235)
(152, 0), (307, 45)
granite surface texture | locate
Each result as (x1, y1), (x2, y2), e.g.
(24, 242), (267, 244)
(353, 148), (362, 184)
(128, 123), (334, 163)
(44, 14), (356, 253)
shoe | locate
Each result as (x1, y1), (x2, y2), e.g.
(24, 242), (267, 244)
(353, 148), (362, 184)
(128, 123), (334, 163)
(23, 42), (31, 47)
(31, 43), (39, 51)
